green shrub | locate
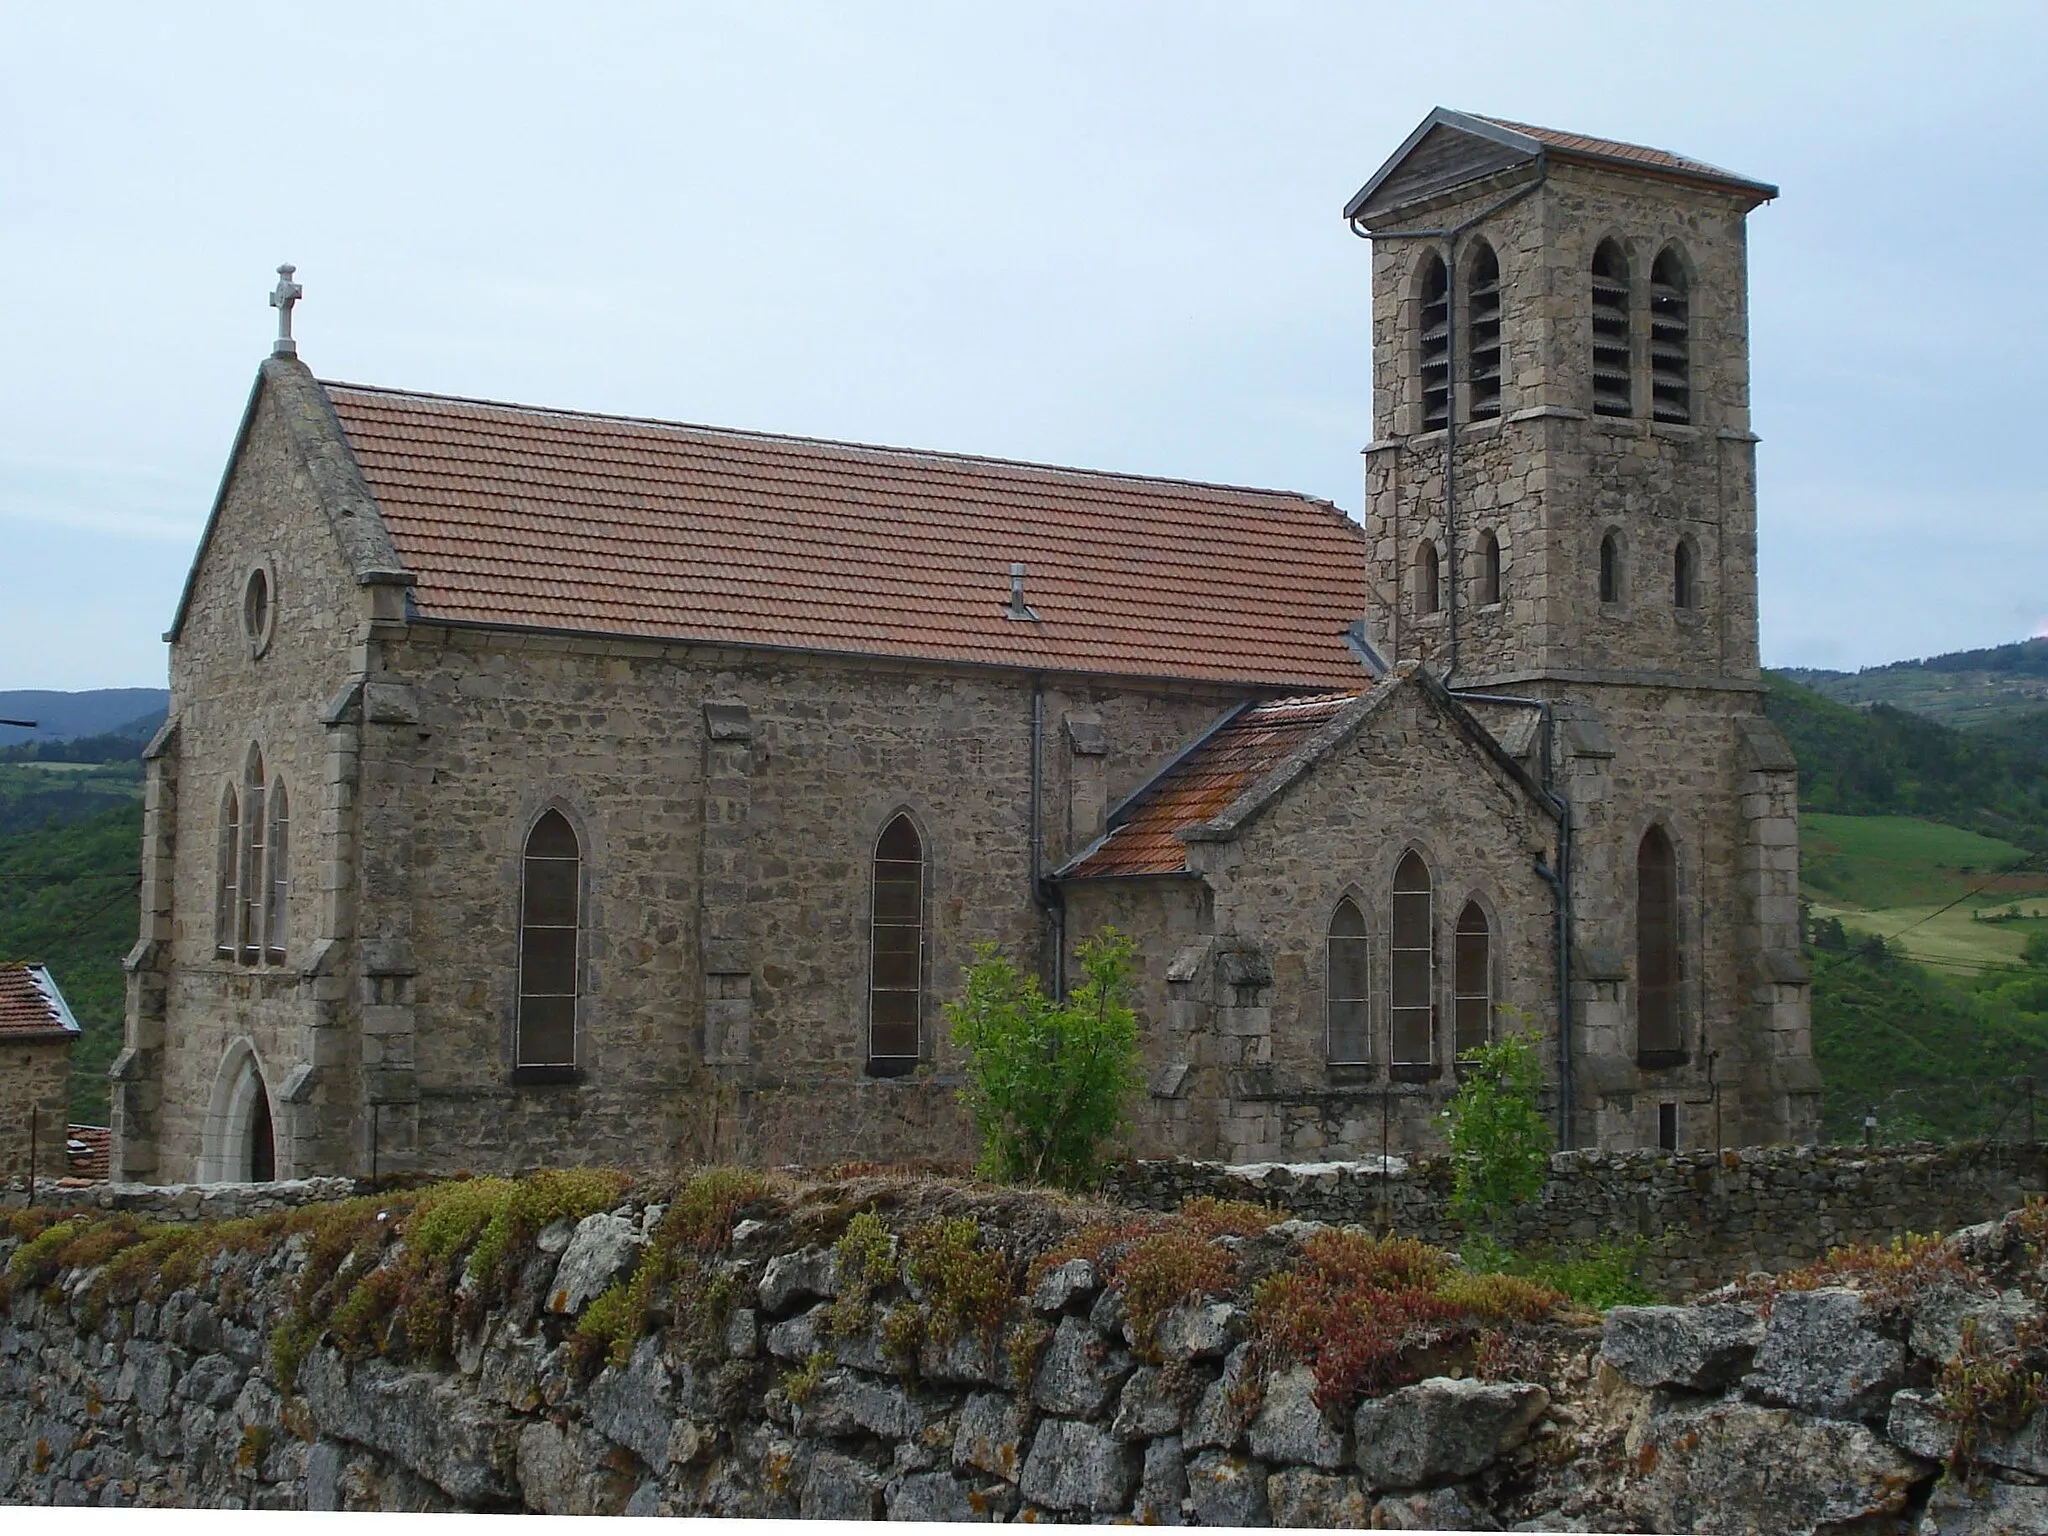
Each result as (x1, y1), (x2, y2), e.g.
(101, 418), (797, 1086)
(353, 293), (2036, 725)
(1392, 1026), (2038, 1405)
(1444, 1029), (1552, 1236)
(946, 929), (1145, 1188)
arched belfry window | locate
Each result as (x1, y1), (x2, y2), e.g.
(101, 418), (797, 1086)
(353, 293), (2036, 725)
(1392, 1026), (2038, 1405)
(517, 810), (581, 1071)
(1476, 530), (1502, 606)
(1649, 247), (1691, 424)
(239, 749), (266, 964)
(1673, 539), (1698, 610)
(215, 786), (240, 958)
(1326, 898), (1370, 1065)
(1390, 853), (1435, 1069)
(1416, 542), (1442, 616)
(1466, 240), (1502, 421)
(1636, 827), (1682, 1063)
(265, 780), (290, 962)
(1418, 253), (1450, 432)
(1599, 533), (1623, 605)
(1591, 240), (1632, 417)
(868, 814), (925, 1074)
(1454, 902), (1493, 1055)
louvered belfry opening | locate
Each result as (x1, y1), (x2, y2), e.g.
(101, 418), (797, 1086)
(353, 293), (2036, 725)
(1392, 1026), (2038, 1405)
(1636, 826), (1682, 1062)
(1600, 534), (1621, 605)
(868, 814), (925, 1075)
(1326, 897), (1370, 1065)
(1674, 539), (1697, 609)
(518, 810), (581, 1070)
(1591, 240), (1632, 417)
(1418, 253), (1451, 432)
(1466, 241), (1502, 421)
(1649, 247), (1691, 424)
(1391, 852), (1435, 1070)
(1477, 530), (1502, 606)
(1416, 541), (1441, 615)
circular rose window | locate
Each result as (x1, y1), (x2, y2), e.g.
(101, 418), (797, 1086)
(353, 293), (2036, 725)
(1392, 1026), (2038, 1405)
(243, 564), (276, 656)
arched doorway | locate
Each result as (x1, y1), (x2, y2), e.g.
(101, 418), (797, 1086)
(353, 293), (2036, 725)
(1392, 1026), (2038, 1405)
(199, 1041), (278, 1182)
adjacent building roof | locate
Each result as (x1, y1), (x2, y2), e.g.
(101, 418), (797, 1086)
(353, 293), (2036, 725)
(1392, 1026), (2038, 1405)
(1062, 692), (1360, 878)
(65, 1125), (110, 1183)
(0, 962), (82, 1041)
(319, 383), (1373, 689)
(1345, 107), (1777, 221)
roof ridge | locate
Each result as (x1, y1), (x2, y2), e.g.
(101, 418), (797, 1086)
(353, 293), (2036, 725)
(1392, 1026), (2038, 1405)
(319, 378), (1349, 512)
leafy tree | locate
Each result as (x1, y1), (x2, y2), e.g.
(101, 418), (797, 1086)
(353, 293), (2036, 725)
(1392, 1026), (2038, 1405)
(946, 929), (1145, 1189)
(1443, 1029), (1553, 1237)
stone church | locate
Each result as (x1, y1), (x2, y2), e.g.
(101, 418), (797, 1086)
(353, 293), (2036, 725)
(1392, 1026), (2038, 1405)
(110, 108), (1821, 1184)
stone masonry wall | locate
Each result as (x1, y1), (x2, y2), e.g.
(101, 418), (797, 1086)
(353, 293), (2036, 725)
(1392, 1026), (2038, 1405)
(0, 1039), (73, 1183)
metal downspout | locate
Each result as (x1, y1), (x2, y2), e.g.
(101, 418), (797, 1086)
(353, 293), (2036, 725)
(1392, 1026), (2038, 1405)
(1030, 683), (1066, 997)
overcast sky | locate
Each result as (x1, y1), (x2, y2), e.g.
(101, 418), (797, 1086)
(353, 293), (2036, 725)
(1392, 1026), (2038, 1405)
(3, 1), (2043, 691)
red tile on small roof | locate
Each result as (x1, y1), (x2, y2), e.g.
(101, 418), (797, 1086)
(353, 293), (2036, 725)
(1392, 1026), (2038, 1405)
(322, 385), (1371, 689)
(1066, 692), (1359, 878)
(66, 1125), (110, 1183)
(0, 963), (77, 1038)
(1473, 116), (1771, 193)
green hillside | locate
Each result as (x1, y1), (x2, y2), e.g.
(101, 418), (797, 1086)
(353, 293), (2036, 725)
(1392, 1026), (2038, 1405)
(0, 803), (141, 1123)
(1780, 637), (2048, 731)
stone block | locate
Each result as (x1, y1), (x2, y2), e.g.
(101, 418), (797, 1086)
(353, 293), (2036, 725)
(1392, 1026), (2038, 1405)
(1112, 1366), (1185, 1442)
(1354, 1377), (1547, 1491)
(1601, 1303), (1763, 1391)
(1019, 1417), (1140, 1513)
(1917, 1477), (2048, 1536)
(1187, 1449), (1270, 1526)
(1155, 1300), (1238, 1363)
(1030, 1258), (1099, 1315)
(1267, 1466), (1370, 1526)
(546, 1213), (645, 1316)
(795, 1368), (923, 1441)
(1032, 1314), (1131, 1418)
(1136, 1434), (1188, 1524)
(1745, 1288), (1904, 1421)
(1250, 1364), (1345, 1468)
(799, 1449), (882, 1521)
(954, 1390), (1028, 1482)
(758, 1247), (838, 1315)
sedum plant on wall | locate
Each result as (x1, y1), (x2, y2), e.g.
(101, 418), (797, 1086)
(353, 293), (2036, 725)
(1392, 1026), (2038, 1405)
(946, 928), (1145, 1189)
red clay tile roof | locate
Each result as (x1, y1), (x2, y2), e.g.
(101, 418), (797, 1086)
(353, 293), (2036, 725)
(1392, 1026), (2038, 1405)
(1472, 116), (1774, 194)
(1065, 692), (1359, 878)
(322, 384), (1371, 689)
(65, 1125), (110, 1182)
(0, 963), (79, 1039)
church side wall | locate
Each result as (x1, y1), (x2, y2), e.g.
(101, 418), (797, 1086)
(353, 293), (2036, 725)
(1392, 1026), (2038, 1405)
(368, 624), (1251, 1174)
(147, 387), (371, 1183)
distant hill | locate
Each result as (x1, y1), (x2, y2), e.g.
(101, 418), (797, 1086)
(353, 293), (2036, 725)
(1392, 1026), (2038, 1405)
(0, 689), (168, 749)
(1781, 637), (2048, 732)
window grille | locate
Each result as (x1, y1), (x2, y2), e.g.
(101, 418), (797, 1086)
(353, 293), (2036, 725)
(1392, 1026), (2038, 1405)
(1599, 534), (1622, 605)
(1467, 241), (1502, 421)
(1477, 531), (1502, 606)
(1454, 901), (1492, 1056)
(265, 781), (290, 963)
(1637, 827), (1682, 1061)
(1649, 247), (1691, 424)
(215, 787), (239, 958)
(1418, 254), (1450, 432)
(1326, 898), (1370, 1064)
(1591, 240), (1632, 417)
(868, 814), (925, 1073)
(518, 810), (581, 1070)
(1416, 542), (1441, 615)
(1390, 852), (1434, 1066)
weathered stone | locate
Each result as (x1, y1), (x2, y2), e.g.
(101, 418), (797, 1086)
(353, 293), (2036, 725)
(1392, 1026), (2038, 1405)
(1268, 1465), (1371, 1526)
(1918, 1477), (2048, 1536)
(1250, 1364), (1346, 1468)
(586, 1335), (674, 1473)
(1187, 1449), (1271, 1526)
(1112, 1365), (1184, 1441)
(1186, 1341), (1257, 1451)
(297, 1347), (520, 1504)
(1624, 1400), (1923, 1536)
(758, 1247), (839, 1315)
(516, 1419), (635, 1516)
(1155, 1300), (1238, 1363)
(545, 1213), (645, 1316)
(954, 1391), (1028, 1482)
(1019, 1418), (1140, 1513)
(917, 1325), (1014, 1387)
(1910, 1287), (2030, 1364)
(765, 1305), (823, 1362)
(1088, 1285), (1127, 1339)
(800, 1448), (883, 1521)
(1601, 1303), (1763, 1391)
(1137, 1435), (1188, 1524)
(1031, 1258), (1100, 1316)
(796, 1368), (924, 1440)
(723, 1307), (758, 1360)
(1371, 1484), (1500, 1530)
(178, 1353), (242, 1409)
(886, 1469), (1009, 1521)
(1746, 1288), (1905, 1420)
(1354, 1377), (1547, 1491)
(305, 1439), (345, 1512)
(1888, 1388), (1956, 1463)
(1033, 1314), (1132, 1418)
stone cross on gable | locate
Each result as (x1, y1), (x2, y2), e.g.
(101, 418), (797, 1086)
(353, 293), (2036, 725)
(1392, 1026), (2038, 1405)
(269, 264), (303, 357)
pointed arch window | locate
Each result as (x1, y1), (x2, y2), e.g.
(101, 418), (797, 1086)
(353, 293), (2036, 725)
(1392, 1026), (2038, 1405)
(1467, 240), (1502, 421)
(1390, 852), (1435, 1069)
(1637, 827), (1682, 1063)
(240, 749), (266, 964)
(1454, 901), (1493, 1056)
(1591, 240), (1632, 417)
(517, 810), (581, 1071)
(1416, 542), (1442, 616)
(1418, 253), (1450, 432)
(1650, 247), (1691, 424)
(215, 786), (240, 958)
(868, 814), (925, 1074)
(1599, 534), (1622, 605)
(1326, 898), (1370, 1065)
(1476, 530), (1502, 607)
(265, 780), (290, 962)
(1673, 539), (1698, 610)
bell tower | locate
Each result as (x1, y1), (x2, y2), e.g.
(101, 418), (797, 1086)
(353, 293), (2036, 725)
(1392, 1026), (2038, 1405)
(1346, 110), (1820, 1149)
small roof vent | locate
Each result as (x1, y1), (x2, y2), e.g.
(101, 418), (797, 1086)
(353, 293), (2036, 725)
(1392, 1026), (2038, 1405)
(1005, 562), (1042, 622)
